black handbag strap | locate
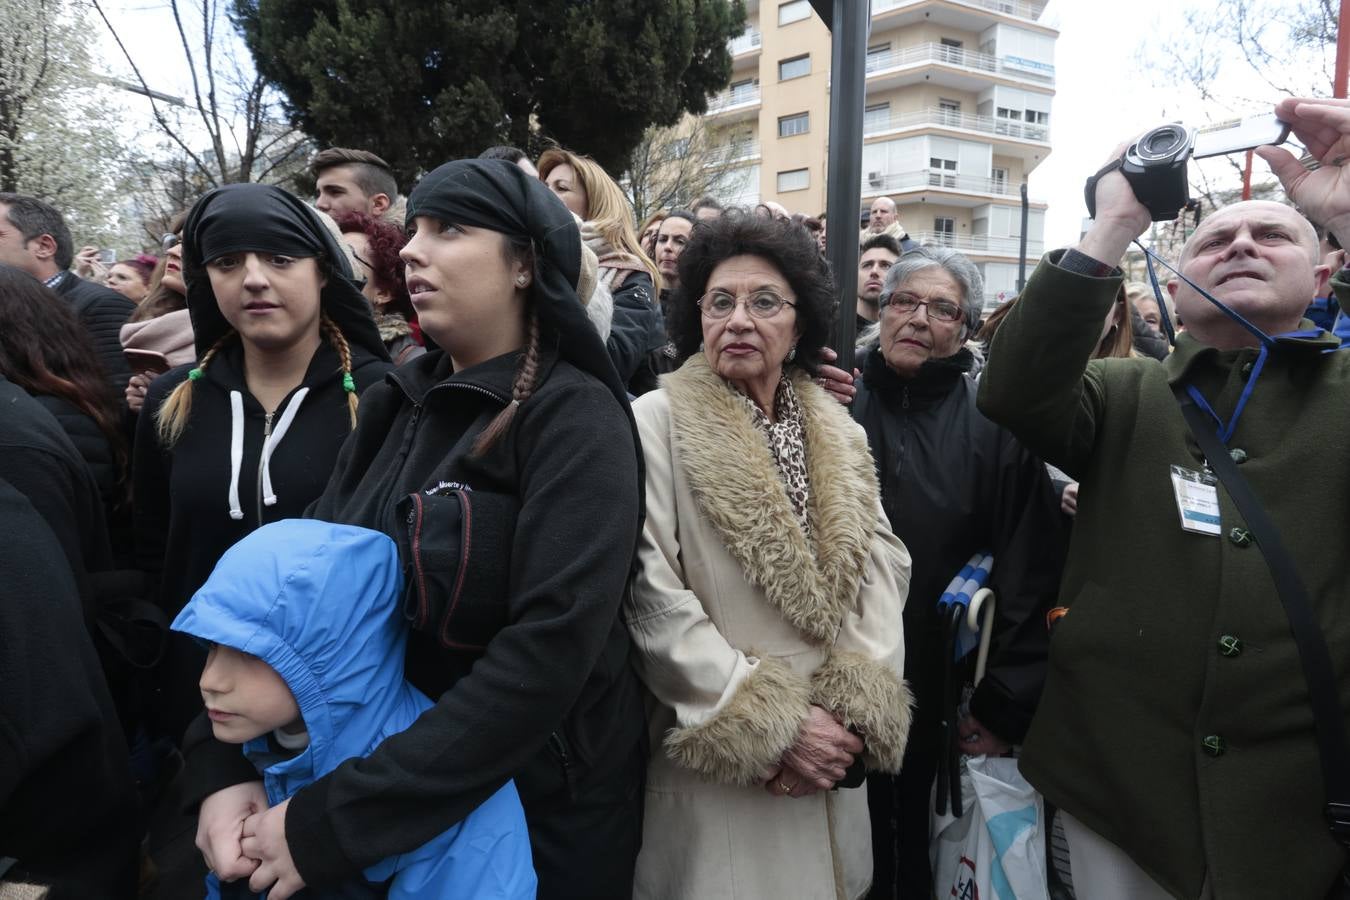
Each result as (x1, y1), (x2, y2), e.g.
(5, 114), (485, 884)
(1174, 384), (1350, 852)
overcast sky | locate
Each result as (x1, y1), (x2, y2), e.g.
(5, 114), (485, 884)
(95, 0), (1312, 250)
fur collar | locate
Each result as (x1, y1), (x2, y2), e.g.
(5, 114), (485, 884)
(663, 354), (879, 644)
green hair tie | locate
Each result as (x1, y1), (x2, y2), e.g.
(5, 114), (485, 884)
(188, 368), (203, 381)
(342, 373), (355, 393)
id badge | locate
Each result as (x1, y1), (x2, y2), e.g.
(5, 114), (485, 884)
(1170, 465), (1221, 536)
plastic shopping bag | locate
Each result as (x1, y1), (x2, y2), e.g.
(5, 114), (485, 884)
(930, 755), (1048, 900)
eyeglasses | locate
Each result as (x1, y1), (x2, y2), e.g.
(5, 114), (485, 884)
(880, 292), (964, 323)
(697, 289), (797, 319)
(161, 233), (180, 251)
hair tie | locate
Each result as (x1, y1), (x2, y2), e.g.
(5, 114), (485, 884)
(342, 373), (356, 393)
(188, 368), (203, 381)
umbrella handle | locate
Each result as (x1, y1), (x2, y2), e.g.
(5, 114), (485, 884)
(968, 588), (996, 686)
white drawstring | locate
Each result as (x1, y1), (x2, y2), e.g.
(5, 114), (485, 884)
(227, 391), (245, 520)
(260, 388), (309, 507)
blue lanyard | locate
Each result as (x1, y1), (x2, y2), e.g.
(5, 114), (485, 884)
(1184, 343), (1269, 444)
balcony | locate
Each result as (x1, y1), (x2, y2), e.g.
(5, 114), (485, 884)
(704, 141), (761, 168)
(866, 168), (1014, 196)
(907, 230), (1044, 258)
(706, 84), (761, 122)
(865, 42), (1054, 92)
(729, 29), (762, 56)
(865, 106), (1047, 142)
(872, 0), (1050, 27)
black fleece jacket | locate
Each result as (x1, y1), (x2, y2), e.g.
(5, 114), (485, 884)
(132, 340), (389, 740)
(52, 271), (134, 393)
(184, 346), (645, 891)
(0, 478), (139, 900)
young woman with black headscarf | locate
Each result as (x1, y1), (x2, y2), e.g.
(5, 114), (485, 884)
(132, 183), (392, 746)
(190, 160), (646, 900)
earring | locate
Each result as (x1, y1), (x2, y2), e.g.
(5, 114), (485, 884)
(785, 345), (797, 362)
(516, 276), (527, 287)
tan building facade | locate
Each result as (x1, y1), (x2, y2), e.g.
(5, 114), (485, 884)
(700, 0), (1057, 307)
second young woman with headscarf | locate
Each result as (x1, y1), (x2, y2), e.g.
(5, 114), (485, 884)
(132, 183), (391, 745)
(190, 160), (645, 900)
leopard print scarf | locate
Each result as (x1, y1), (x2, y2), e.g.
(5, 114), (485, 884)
(736, 376), (812, 541)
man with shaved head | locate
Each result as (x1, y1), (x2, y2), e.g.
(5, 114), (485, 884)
(978, 98), (1350, 900)
(860, 195), (916, 249)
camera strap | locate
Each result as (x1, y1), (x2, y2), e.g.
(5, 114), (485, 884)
(1173, 383), (1350, 859)
(1082, 158), (1123, 220)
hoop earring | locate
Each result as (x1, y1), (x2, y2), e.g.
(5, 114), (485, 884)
(785, 345), (797, 363)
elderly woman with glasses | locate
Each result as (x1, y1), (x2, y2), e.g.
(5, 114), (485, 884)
(626, 212), (914, 900)
(851, 246), (1067, 900)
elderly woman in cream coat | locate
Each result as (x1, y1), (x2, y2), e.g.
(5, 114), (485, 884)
(627, 212), (913, 900)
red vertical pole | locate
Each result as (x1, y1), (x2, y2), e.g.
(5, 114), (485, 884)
(1242, 149), (1254, 200)
(1336, 0), (1350, 98)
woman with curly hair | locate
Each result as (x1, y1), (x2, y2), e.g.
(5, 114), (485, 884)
(627, 212), (913, 899)
(538, 147), (664, 386)
(335, 210), (426, 365)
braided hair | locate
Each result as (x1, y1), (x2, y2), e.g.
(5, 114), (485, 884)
(155, 309), (361, 446)
(472, 234), (541, 456)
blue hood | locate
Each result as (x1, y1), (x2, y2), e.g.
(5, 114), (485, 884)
(172, 519), (419, 781)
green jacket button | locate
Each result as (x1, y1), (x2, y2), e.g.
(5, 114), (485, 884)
(1202, 734), (1226, 757)
(1229, 448), (1248, 464)
(1229, 527), (1254, 547)
(1218, 635), (1243, 657)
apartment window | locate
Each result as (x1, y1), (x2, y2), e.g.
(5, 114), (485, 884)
(778, 0), (810, 25)
(938, 37), (964, 64)
(866, 42), (891, 70)
(864, 102), (891, 133)
(672, 138), (691, 159)
(937, 99), (961, 126)
(934, 217), (956, 244)
(996, 107), (1024, 121)
(929, 157), (957, 188)
(778, 112), (810, 138)
(1026, 109), (1049, 125)
(777, 168), (809, 193)
(778, 54), (811, 81)
(991, 167), (1008, 192)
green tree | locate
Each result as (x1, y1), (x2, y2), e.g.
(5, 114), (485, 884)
(232, 0), (746, 185)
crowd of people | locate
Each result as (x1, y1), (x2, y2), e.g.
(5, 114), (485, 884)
(3, 96), (1350, 900)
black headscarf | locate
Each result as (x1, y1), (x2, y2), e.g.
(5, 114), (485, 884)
(181, 183), (389, 362)
(405, 158), (627, 409)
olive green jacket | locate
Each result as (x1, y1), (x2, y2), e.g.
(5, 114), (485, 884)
(977, 252), (1350, 899)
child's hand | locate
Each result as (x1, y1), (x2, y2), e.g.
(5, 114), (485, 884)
(243, 798), (305, 898)
(197, 780), (267, 882)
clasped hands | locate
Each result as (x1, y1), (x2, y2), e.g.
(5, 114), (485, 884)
(762, 705), (863, 799)
(197, 783), (305, 899)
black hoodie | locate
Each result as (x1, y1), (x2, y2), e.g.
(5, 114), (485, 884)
(131, 183), (391, 741)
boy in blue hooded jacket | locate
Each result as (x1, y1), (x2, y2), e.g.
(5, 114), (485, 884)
(172, 519), (536, 899)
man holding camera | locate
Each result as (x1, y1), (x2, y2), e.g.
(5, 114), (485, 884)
(978, 97), (1350, 899)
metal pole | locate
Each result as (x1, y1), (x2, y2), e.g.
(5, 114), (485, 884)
(824, 0), (868, 373)
(1016, 183), (1029, 293)
(1336, 0), (1350, 98)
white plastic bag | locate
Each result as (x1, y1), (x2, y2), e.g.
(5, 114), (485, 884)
(930, 755), (1049, 900)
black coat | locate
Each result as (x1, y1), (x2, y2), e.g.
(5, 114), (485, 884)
(851, 347), (1066, 900)
(605, 270), (665, 385)
(52, 272), (135, 393)
(0, 480), (138, 899)
(186, 347), (646, 897)
(33, 394), (120, 511)
(0, 377), (112, 616)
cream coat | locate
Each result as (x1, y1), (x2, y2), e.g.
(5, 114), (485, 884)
(627, 355), (913, 900)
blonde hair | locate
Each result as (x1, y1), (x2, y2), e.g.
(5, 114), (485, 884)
(537, 147), (661, 289)
(155, 312), (360, 447)
(1095, 284), (1138, 360)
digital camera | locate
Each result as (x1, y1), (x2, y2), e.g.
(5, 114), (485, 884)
(1085, 113), (1292, 222)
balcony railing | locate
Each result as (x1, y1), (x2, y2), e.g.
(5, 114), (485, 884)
(872, 0), (1048, 24)
(865, 42), (1054, 83)
(708, 84), (761, 113)
(864, 168), (1015, 195)
(907, 230), (1044, 256)
(864, 106), (1049, 142)
(729, 29), (762, 55)
(705, 141), (761, 167)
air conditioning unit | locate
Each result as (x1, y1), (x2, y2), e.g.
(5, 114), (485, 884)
(868, 171), (884, 187)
